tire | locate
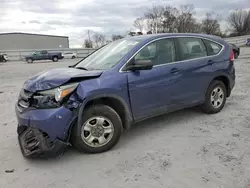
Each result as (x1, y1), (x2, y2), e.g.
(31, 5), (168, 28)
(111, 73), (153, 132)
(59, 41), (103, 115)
(27, 58), (33, 63)
(234, 51), (239, 59)
(72, 56), (76, 59)
(201, 80), (227, 114)
(71, 105), (122, 153)
(52, 56), (58, 62)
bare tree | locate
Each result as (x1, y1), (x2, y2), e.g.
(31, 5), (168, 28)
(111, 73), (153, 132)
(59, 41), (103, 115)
(144, 5), (165, 33)
(176, 4), (196, 33)
(228, 9), (250, 35)
(191, 22), (202, 33)
(201, 12), (221, 35)
(84, 39), (93, 48)
(133, 17), (145, 32)
(111, 34), (124, 41)
(162, 6), (179, 33)
(93, 33), (106, 48)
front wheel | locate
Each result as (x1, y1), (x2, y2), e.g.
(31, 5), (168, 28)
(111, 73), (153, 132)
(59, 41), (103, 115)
(201, 80), (227, 114)
(71, 105), (122, 153)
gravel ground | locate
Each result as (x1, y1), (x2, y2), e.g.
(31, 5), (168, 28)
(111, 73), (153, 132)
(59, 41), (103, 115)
(0, 49), (250, 188)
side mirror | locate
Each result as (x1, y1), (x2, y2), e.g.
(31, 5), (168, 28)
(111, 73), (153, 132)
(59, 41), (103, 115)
(126, 59), (153, 71)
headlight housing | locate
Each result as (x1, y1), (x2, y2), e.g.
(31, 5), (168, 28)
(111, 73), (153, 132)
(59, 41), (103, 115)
(38, 82), (79, 102)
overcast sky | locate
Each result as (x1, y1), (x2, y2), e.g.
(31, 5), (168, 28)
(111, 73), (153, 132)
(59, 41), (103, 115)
(1, 0), (249, 47)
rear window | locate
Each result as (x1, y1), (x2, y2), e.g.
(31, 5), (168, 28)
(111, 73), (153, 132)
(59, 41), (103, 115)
(203, 39), (222, 56)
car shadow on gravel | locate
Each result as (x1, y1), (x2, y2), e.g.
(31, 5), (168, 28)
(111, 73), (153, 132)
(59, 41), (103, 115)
(120, 107), (204, 145)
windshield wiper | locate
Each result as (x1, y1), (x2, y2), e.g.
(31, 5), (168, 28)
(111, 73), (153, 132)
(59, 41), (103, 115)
(74, 67), (88, 71)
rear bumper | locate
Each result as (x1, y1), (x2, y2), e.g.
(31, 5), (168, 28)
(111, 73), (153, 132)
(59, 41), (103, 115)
(15, 104), (75, 157)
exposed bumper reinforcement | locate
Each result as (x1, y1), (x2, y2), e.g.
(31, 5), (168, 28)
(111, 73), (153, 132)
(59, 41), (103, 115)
(18, 126), (69, 158)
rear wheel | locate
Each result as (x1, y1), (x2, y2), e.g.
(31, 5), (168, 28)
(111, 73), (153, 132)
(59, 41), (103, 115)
(52, 56), (58, 62)
(234, 51), (239, 59)
(201, 80), (227, 114)
(27, 58), (33, 63)
(71, 105), (122, 153)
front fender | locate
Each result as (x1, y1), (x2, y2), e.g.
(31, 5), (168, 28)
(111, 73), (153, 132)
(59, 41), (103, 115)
(25, 56), (33, 60)
(74, 71), (133, 129)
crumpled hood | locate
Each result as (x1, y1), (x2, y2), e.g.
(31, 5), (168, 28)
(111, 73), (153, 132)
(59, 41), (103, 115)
(23, 68), (103, 92)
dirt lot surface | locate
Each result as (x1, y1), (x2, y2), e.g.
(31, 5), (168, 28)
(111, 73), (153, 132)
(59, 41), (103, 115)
(0, 48), (250, 188)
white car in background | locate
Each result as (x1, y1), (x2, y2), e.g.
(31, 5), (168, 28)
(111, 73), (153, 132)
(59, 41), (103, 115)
(62, 52), (77, 59)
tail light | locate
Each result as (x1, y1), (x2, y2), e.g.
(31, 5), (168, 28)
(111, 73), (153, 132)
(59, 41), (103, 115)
(229, 50), (234, 61)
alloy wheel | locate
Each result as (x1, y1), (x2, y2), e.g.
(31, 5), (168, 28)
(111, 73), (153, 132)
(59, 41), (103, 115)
(210, 86), (224, 108)
(81, 116), (114, 148)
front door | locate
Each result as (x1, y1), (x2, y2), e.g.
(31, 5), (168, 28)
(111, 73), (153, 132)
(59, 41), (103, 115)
(127, 38), (183, 121)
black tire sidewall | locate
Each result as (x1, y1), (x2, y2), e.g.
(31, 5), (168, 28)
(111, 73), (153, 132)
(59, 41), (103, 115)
(202, 80), (227, 114)
(27, 58), (33, 63)
(52, 57), (58, 62)
(234, 52), (239, 59)
(71, 105), (122, 153)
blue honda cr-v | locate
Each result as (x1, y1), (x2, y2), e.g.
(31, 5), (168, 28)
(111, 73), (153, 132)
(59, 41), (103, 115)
(15, 33), (235, 157)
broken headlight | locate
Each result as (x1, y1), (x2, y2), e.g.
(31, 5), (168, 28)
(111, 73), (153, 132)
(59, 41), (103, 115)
(34, 83), (79, 108)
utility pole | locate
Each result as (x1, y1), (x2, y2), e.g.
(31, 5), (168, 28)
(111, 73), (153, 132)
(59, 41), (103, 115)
(88, 30), (91, 41)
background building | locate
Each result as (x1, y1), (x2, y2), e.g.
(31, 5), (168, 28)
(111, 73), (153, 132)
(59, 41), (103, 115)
(0, 32), (69, 50)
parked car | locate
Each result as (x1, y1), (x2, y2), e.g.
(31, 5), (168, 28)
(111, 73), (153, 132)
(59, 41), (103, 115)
(229, 43), (240, 59)
(246, 38), (250, 46)
(24, 50), (63, 63)
(62, 52), (77, 59)
(15, 33), (235, 157)
(0, 53), (8, 62)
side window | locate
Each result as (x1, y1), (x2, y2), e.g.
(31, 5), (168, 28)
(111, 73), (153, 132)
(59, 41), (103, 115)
(203, 39), (222, 56)
(134, 38), (175, 66)
(34, 51), (41, 55)
(176, 37), (207, 61)
(41, 51), (48, 55)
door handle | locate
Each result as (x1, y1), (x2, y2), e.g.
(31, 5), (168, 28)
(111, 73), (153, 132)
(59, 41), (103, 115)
(207, 60), (215, 65)
(170, 68), (182, 74)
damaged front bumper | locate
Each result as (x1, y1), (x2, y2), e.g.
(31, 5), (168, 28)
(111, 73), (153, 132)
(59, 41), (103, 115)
(15, 104), (76, 158)
(18, 126), (68, 158)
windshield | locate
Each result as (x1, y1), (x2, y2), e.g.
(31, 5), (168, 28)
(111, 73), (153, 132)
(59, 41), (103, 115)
(75, 38), (142, 70)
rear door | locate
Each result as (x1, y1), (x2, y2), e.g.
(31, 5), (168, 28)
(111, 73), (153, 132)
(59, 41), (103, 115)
(171, 37), (211, 104)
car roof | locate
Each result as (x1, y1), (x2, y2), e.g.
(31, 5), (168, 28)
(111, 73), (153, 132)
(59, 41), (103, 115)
(129, 33), (224, 43)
